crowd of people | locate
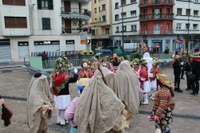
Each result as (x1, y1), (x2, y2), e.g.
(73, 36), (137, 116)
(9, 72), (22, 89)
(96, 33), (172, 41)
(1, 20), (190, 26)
(25, 50), (178, 133)
(172, 51), (200, 95)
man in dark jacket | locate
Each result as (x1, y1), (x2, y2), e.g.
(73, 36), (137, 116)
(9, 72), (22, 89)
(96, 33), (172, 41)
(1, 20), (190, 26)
(191, 59), (200, 95)
(173, 56), (183, 93)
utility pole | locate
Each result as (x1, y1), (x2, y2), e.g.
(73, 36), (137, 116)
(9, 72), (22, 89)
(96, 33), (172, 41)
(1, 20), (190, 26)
(121, 2), (124, 56)
(186, 1), (191, 55)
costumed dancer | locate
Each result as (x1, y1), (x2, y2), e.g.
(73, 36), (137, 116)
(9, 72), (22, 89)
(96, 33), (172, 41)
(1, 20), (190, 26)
(27, 72), (54, 133)
(132, 58), (141, 76)
(149, 58), (160, 100)
(78, 62), (94, 78)
(50, 59), (77, 126)
(74, 67), (132, 133)
(65, 83), (87, 132)
(143, 52), (153, 73)
(149, 73), (175, 133)
(139, 59), (150, 105)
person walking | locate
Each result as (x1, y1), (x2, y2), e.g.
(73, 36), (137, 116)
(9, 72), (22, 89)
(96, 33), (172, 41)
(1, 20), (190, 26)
(150, 73), (175, 133)
(27, 72), (54, 133)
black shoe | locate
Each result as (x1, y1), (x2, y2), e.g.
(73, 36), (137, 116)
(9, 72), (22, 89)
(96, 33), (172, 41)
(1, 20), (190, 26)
(185, 88), (191, 90)
(190, 92), (198, 95)
(176, 89), (183, 93)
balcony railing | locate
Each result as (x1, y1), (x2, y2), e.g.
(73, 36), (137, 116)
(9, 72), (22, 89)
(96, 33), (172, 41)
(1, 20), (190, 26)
(139, 0), (174, 6)
(140, 14), (173, 21)
(140, 30), (174, 35)
(76, 0), (90, 4)
(61, 7), (91, 21)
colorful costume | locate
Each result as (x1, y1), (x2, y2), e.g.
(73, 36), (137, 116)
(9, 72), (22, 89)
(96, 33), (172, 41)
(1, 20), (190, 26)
(151, 74), (175, 133)
(149, 64), (160, 90)
(78, 68), (93, 78)
(139, 61), (150, 104)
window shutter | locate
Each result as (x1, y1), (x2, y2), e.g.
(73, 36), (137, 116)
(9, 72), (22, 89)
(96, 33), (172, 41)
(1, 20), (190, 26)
(48, 0), (53, 10)
(37, 0), (42, 9)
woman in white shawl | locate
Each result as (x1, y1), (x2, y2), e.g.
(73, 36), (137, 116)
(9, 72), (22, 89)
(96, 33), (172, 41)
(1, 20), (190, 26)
(115, 60), (141, 119)
(27, 73), (54, 133)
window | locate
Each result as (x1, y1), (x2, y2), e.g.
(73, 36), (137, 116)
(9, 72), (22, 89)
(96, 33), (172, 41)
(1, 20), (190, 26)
(4, 17), (27, 28)
(2, 0), (25, 5)
(122, 25), (126, 32)
(130, 10), (136, 17)
(102, 4), (106, 11)
(42, 18), (51, 30)
(153, 9), (162, 19)
(99, 7), (101, 12)
(94, 8), (97, 13)
(115, 2), (119, 9)
(121, 0), (126, 6)
(121, 12), (126, 18)
(177, 8), (182, 16)
(94, 0), (96, 3)
(102, 15), (106, 22)
(131, 25), (137, 31)
(38, 0), (53, 10)
(116, 27), (119, 32)
(193, 24), (198, 30)
(92, 30), (95, 35)
(131, 0), (136, 3)
(194, 10), (199, 16)
(105, 28), (110, 34)
(194, 0), (199, 3)
(185, 23), (190, 30)
(115, 14), (119, 21)
(186, 9), (191, 16)
(154, 24), (160, 34)
(176, 23), (181, 30)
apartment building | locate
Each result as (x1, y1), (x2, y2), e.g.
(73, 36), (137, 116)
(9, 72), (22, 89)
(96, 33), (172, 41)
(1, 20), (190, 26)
(88, 0), (113, 50)
(112, 0), (140, 49)
(0, 0), (91, 62)
(86, 0), (200, 53)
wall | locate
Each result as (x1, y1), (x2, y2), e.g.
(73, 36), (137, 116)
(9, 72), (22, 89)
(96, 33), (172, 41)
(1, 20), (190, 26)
(0, 0), (30, 36)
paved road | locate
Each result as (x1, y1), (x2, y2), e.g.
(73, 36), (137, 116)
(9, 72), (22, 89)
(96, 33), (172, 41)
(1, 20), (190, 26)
(0, 66), (200, 133)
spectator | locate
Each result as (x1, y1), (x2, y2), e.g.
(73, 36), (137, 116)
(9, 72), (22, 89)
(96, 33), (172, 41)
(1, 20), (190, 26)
(164, 46), (169, 54)
(42, 51), (48, 68)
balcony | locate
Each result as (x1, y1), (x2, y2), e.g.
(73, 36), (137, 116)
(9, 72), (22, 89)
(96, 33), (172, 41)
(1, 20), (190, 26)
(61, 8), (91, 21)
(140, 14), (173, 21)
(75, 0), (90, 4)
(139, 0), (174, 7)
(140, 30), (174, 35)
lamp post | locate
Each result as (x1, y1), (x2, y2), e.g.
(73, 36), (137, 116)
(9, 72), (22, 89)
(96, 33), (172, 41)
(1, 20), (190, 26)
(186, 1), (191, 55)
(121, 2), (124, 56)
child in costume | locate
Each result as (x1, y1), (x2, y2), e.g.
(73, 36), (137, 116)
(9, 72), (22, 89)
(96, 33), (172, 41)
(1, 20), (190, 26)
(150, 73), (175, 133)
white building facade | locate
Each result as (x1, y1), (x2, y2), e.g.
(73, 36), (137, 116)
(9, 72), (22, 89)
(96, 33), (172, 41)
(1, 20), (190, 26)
(112, 0), (140, 49)
(0, 0), (91, 62)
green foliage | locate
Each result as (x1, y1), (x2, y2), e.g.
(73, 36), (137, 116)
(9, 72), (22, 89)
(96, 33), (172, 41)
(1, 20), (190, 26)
(129, 51), (142, 61)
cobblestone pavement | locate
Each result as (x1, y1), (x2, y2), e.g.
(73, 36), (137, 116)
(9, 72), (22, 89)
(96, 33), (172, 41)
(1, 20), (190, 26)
(0, 66), (200, 133)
